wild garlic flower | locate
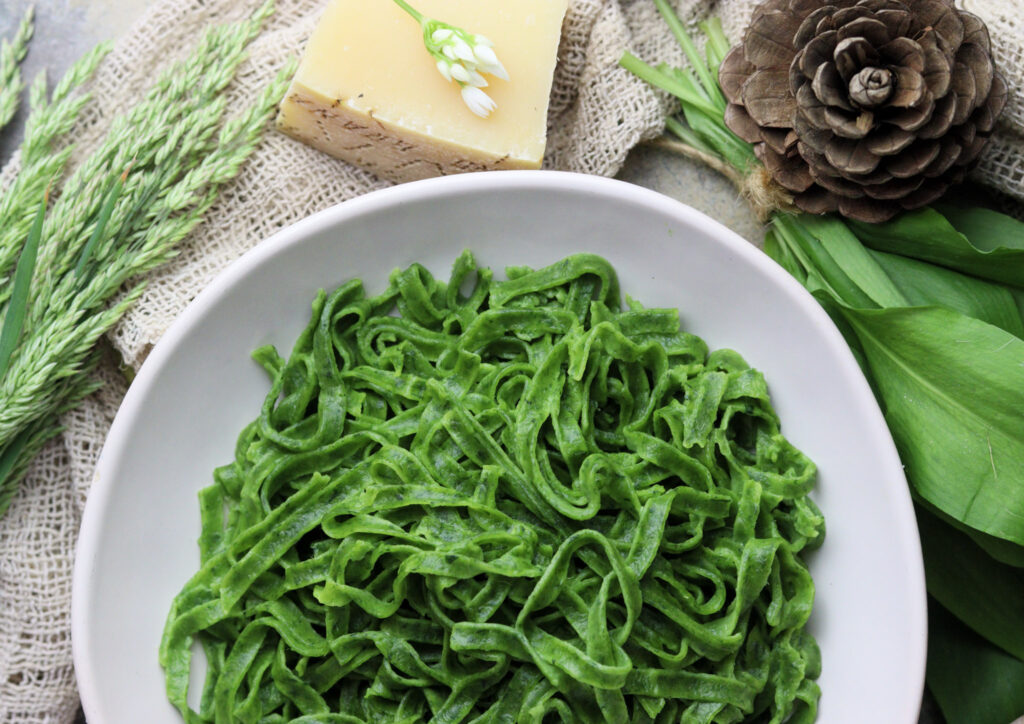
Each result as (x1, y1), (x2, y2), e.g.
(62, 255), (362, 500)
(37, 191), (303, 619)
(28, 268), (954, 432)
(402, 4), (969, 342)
(392, 0), (508, 118)
(460, 85), (497, 118)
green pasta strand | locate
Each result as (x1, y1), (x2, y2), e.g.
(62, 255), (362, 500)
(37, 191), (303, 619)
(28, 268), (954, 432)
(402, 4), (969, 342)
(161, 252), (824, 723)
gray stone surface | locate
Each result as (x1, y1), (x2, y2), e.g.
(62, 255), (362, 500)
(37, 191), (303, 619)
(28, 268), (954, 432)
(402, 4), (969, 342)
(617, 143), (763, 244)
(1, 0), (149, 159)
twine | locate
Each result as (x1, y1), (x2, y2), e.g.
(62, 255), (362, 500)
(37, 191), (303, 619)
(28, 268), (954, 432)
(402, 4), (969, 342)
(646, 135), (796, 223)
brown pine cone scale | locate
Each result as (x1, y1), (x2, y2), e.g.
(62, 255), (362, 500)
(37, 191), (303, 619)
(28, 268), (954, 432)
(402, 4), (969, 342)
(720, 0), (1007, 222)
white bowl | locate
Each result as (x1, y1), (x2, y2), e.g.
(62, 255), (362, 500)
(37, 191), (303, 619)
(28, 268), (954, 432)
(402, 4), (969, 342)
(73, 171), (925, 723)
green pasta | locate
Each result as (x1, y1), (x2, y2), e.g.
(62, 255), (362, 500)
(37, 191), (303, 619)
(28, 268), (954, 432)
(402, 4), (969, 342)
(161, 252), (825, 723)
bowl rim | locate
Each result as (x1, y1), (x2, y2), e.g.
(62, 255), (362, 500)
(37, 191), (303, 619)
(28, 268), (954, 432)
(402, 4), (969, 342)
(72, 169), (927, 721)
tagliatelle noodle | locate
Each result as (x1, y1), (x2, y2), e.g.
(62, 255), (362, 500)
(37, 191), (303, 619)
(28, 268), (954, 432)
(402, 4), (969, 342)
(160, 252), (825, 724)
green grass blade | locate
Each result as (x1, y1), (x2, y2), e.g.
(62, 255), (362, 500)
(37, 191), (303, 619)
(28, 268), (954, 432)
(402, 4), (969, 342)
(652, 0), (724, 109)
(0, 368), (101, 516)
(75, 164), (130, 279)
(700, 18), (731, 70)
(0, 428), (38, 515)
(619, 52), (721, 118)
(664, 116), (718, 157)
(0, 189), (47, 380)
(680, 104), (756, 170)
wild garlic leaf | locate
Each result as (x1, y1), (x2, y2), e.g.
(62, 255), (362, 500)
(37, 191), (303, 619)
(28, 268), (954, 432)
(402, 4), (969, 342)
(937, 204), (1024, 254)
(844, 306), (1024, 545)
(869, 250), (1024, 339)
(848, 207), (1024, 288)
(763, 228), (804, 284)
(772, 215), (875, 308)
(917, 506), (1024, 662)
(922, 501), (1024, 569)
(927, 596), (1024, 724)
(796, 215), (908, 308)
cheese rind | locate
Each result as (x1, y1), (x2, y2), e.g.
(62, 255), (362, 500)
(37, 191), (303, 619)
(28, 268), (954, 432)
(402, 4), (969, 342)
(276, 0), (569, 183)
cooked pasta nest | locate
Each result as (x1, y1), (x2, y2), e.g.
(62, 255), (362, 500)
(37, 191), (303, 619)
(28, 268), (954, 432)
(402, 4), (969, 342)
(161, 252), (824, 724)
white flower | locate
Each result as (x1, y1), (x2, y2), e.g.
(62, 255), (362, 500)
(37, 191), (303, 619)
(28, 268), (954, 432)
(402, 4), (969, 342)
(472, 44), (499, 68)
(461, 85), (497, 118)
(471, 43), (509, 81)
(394, 3), (509, 119)
(447, 62), (469, 83)
(466, 68), (488, 88)
(452, 39), (475, 62)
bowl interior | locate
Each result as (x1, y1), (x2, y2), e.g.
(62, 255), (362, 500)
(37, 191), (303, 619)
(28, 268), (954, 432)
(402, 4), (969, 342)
(73, 171), (925, 723)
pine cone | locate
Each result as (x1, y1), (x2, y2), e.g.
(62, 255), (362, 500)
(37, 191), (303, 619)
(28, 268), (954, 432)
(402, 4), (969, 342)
(720, 0), (1007, 222)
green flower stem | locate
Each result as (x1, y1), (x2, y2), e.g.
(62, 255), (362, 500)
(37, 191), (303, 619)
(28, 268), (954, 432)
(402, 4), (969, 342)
(391, 0), (424, 24)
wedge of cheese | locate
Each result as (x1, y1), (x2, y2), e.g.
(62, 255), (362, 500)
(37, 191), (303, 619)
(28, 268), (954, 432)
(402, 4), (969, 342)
(276, 0), (569, 183)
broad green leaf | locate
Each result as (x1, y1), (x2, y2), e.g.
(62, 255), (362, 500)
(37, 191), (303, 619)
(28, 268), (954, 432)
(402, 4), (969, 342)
(798, 215), (908, 308)
(869, 250), (1024, 339)
(917, 506), (1024, 660)
(764, 223), (871, 378)
(1012, 287), (1024, 323)
(764, 228), (804, 284)
(967, 530), (1024, 569)
(848, 207), (1024, 288)
(773, 215), (875, 308)
(927, 597), (1024, 724)
(937, 203), (1024, 254)
(843, 306), (1024, 544)
(922, 500), (1024, 569)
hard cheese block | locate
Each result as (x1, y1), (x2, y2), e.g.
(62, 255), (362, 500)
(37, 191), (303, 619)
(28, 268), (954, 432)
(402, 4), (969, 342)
(276, 0), (569, 183)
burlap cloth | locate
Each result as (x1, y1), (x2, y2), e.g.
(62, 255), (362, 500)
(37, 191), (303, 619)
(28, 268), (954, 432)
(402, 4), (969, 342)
(1, 0), (1021, 720)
